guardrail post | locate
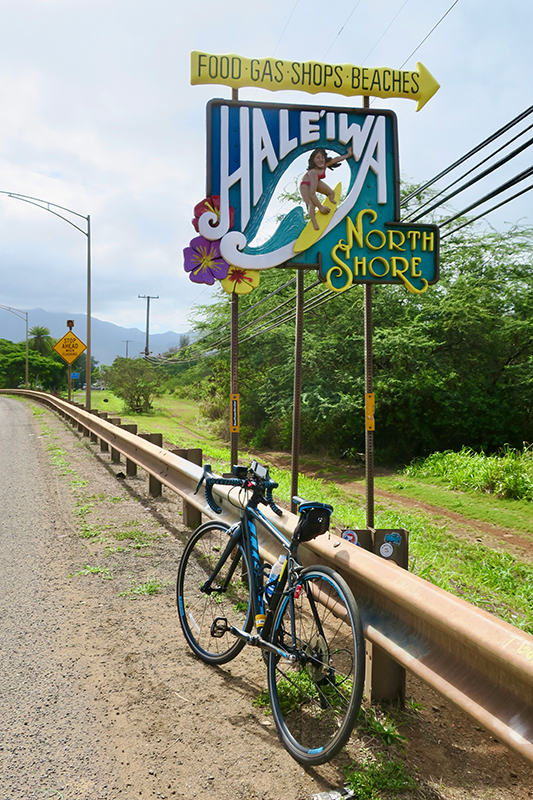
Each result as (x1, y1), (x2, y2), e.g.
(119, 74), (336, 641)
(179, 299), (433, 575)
(340, 527), (408, 706)
(89, 409), (100, 442)
(171, 447), (202, 528)
(139, 433), (163, 496)
(98, 412), (109, 451)
(108, 418), (122, 463)
(369, 528), (409, 705)
(121, 424), (138, 475)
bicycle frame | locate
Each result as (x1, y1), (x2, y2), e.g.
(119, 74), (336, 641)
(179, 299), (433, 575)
(201, 502), (302, 660)
(195, 464), (336, 667)
(242, 506), (292, 630)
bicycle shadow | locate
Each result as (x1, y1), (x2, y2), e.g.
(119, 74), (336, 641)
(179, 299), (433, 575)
(209, 661), (363, 789)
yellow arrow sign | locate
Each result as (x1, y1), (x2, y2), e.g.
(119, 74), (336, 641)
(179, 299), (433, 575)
(191, 52), (439, 111)
(53, 331), (87, 365)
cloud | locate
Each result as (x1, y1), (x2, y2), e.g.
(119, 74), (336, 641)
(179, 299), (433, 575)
(0, 0), (531, 334)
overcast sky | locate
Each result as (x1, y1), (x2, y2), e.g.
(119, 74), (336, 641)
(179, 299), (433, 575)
(0, 0), (531, 335)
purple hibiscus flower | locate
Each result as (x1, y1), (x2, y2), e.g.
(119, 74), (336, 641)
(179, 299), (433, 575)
(183, 236), (229, 285)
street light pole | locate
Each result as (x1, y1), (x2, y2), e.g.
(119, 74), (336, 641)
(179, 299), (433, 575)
(86, 214), (91, 407)
(0, 191), (92, 408)
(0, 305), (28, 388)
(122, 339), (133, 358)
(138, 295), (159, 358)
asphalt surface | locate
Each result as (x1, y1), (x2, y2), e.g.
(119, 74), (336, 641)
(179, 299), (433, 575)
(0, 397), (116, 799)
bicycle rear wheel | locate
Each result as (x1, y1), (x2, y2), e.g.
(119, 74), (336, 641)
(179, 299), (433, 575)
(267, 565), (364, 765)
(177, 521), (253, 665)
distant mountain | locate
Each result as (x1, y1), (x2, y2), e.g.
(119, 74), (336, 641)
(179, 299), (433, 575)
(0, 308), (185, 366)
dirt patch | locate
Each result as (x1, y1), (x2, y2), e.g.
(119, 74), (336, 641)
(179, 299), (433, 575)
(4, 402), (533, 799)
(336, 480), (533, 563)
(255, 447), (533, 563)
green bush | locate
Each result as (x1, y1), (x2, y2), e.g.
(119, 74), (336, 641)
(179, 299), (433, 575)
(404, 445), (533, 501)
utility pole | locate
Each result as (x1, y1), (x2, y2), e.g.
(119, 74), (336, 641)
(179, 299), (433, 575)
(138, 295), (159, 359)
(122, 339), (133, 358)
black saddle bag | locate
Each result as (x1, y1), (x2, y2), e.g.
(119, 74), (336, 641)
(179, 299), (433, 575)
(293, 503), (333, 543)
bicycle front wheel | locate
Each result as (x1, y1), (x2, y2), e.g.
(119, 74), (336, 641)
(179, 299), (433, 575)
(177, 521), (253, 665)
(267, 565), (364, 765)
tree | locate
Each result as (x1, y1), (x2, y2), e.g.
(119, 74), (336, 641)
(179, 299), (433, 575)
(29, 326), (53, 355)
(102, 357), (164, 412)
(28, 326), (56, 388)
(0, 339), (65, 390)
(73, 351), (99, 387)
(178, 219), (533, 463)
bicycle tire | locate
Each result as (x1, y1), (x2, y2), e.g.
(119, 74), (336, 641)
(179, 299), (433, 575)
(176, 520), (253, 665)
(267, 565), (364, 765)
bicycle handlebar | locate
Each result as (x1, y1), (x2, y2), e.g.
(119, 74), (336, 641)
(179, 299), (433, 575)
(194, 463), (282, 516)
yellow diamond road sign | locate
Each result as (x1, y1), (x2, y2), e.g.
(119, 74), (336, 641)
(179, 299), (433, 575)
(53, 331), (87, 365)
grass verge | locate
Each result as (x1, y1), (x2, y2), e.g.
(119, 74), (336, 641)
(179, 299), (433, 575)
(376, 473), (533, 536)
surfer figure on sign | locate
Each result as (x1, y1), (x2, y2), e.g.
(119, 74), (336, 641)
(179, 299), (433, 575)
(299, 147), (353, 230)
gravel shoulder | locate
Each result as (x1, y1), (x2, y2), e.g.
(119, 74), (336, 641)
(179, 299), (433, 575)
(1, 396), (532, 800)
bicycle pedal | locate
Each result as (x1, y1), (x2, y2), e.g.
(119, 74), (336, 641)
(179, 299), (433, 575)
(211, 617), (229, 638)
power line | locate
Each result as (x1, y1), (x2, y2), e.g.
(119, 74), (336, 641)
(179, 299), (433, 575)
(239, 289), (334, 346)
(232, 166), (533, 343)
(440, 181), (533, 239)
(368, 0), (461, 109)
(227, 278), (320, 339)
(272, 0), (300, 55)
(178, 164), (533, 357)
(401, 105), (533, 206)
(322, 0), (364, 60)
(152, 279), (334, 364)
(199, 277), (321, 353)
(164, 101), (533, 362)
(361, 0), (410, 65)
(152, 273), (302, 366)
(439, 164), (533, 228)
(401, 120), (533, 220)
(404, 133), (533, 223)
(399, 0), (460, 69)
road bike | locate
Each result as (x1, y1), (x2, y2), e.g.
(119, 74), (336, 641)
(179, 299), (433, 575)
(176, 460), (365, 765)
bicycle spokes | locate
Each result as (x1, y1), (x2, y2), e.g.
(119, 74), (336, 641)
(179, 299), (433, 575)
(267, 567), (364, 765)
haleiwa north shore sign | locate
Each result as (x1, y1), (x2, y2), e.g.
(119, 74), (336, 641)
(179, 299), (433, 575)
(184, 51), (439, 296)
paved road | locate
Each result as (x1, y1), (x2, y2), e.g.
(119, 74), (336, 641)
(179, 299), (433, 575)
(0, 397), (115, 799)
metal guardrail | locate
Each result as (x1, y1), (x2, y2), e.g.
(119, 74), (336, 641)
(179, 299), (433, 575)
(3, 388), (533, 764)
